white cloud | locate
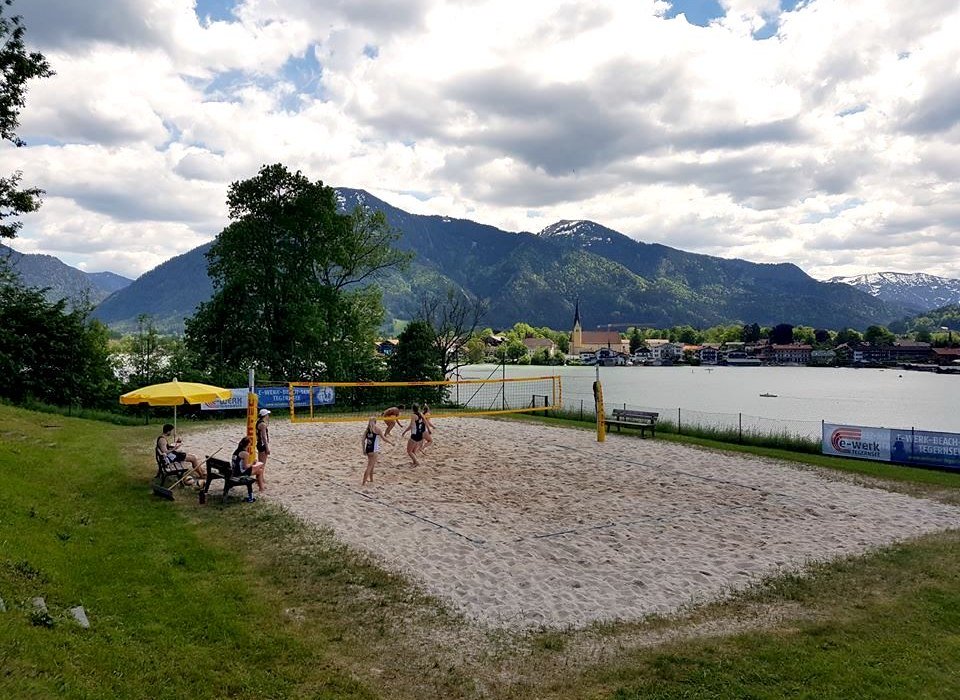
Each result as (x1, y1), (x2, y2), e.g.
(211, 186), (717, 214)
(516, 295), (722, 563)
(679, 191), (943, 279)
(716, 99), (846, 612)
(6, 0), (960, 285)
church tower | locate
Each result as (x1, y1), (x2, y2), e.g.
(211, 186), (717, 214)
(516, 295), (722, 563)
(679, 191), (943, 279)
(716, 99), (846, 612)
(571, 298), (583, 354)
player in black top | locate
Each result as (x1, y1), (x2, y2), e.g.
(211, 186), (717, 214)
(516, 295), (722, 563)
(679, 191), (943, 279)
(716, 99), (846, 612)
(361, 416), (393, 485)
(401, 404), (427, 467)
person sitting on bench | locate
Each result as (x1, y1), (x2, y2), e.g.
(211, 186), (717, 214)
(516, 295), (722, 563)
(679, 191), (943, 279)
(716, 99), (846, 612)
(232, 436), (265, 500)
(157, 423), (206, 479)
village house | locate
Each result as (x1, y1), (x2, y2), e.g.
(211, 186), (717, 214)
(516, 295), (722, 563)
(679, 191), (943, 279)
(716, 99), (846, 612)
(772, 344), (813, 365)
(809, 349), (837, 366)
(698, 345), (721, 364)
(376, 339), (399, 356)
(522, 337), (557, 357)
(645, 339), (682, 363)
(892, 340), (932, 363)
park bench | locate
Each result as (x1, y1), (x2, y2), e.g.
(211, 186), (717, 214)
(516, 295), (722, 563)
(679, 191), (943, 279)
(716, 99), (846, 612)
(606, 409), (659, 437)
(155, 450), (189, 486)
(202, 456), (255, 504)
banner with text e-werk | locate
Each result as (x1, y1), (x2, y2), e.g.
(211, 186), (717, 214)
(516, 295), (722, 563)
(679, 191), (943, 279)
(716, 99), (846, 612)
(201, 386), (335, 411)
(822, 423), (960, 471)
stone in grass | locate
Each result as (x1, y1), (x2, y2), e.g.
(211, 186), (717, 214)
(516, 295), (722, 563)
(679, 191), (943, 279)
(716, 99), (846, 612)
(32, 597), (47, 612)
(0, 597), (6, 612)
(69, 606), (90, 629)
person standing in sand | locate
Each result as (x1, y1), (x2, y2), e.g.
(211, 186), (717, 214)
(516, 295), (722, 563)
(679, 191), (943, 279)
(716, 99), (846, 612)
(256, 408), (271, 489)
(381, 405), (402, 438)
(418, 404), (435, 454)
(401, 403), (427, 466)
(361, 416), (393, 485)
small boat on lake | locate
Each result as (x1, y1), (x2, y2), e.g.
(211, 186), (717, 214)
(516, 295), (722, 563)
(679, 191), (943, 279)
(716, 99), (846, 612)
(759, 392), (778, 398)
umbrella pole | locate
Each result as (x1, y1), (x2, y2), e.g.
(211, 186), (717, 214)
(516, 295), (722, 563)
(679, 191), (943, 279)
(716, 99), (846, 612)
(174, 404), (177, 441)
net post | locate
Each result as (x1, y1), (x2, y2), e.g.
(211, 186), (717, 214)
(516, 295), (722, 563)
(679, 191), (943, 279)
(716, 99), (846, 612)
(247, 368), (258, 462)
(593, 365), (606, 443)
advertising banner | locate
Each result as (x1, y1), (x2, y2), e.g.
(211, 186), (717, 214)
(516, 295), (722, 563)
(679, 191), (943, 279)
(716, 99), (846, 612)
(822, 423), (960, 471)
(890, 428), (960, 471)
(201, 386), (335, 411)
(822, 423), (890, 461)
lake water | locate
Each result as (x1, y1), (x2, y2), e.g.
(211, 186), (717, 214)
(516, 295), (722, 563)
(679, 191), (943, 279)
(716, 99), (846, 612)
(459, 364), (960, 439)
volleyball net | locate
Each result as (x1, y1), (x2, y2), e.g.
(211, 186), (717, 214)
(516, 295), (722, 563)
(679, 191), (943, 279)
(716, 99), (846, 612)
(288, 375), (562, 423)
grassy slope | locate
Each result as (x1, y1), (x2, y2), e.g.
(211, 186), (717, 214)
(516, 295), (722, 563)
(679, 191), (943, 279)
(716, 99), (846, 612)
(2, 405), (960, 699)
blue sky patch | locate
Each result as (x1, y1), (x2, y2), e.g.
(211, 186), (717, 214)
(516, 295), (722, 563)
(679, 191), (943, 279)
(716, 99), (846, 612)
(802, 198), (864, 224)
(280, 46), (326, 104)
(837, 105), (867, 117)
(194, 0), (235, 24)
(665, 0), (725, 27)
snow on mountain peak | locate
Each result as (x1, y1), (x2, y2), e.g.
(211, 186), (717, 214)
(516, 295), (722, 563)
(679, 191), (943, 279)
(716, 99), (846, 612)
(827, 271), (960, 312)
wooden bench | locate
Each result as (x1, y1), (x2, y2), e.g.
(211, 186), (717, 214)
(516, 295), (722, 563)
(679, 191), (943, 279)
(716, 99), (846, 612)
(605, 409), (659, 437)
(202, 456), (256, 504)
(155, 450), (189, 486)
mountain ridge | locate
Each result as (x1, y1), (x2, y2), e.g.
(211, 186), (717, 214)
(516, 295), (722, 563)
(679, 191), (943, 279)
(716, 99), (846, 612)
(0, 243), (132, 306)
(827, 271), (960, 314)
(91, 189), (905, 333)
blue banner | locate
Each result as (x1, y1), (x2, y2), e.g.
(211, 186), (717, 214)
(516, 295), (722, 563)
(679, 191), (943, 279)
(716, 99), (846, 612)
(891, 428), (960, 471)
(823, 423), (960, 471)
(201, 386), (335, 411)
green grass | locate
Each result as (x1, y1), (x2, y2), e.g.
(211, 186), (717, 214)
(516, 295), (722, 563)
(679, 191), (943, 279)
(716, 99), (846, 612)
(0, 406), (375, 699)
(3, 404), (960, 699)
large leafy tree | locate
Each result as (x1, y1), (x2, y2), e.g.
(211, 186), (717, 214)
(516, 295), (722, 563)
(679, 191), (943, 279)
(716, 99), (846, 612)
(388, 319), (444, 405)
(186, 164), (411, 381)
(0, 265), (118, 407)
(0, 1), (53, 240)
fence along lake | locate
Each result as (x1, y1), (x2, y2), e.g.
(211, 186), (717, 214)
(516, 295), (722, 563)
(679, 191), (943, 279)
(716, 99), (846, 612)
(460, 364), (960, 440)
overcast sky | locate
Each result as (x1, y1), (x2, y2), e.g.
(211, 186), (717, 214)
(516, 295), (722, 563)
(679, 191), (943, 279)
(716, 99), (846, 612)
(4, 0), (960, 281)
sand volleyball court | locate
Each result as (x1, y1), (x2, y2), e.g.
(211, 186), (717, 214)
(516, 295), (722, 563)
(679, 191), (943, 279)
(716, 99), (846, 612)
(187, 417), (960, 629)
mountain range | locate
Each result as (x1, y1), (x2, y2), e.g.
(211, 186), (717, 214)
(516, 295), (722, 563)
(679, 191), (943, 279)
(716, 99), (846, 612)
(10, 189), (951, 333)
(0, 243), (131, 306)
(827, 272), (960, 314)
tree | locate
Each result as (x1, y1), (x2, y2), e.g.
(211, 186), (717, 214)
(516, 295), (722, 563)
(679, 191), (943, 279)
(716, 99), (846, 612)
(0, 264), (118, 407)
(629, 327), (645, 353)
(464, 335), (486, 364)
(835, 328), (862, 345)
(186, 164), (411, 381)
(121, 314), (166, 387)
(770, 323), (794, 345)
(504, 338), (528, 363)
(417, 286), (487, 379)
(388, 319), (443, 405)
(864, 325), (895, 346)
(742, 323), (761, 343)
(0, 2), (53, 239)
(793, 326), (815, 344)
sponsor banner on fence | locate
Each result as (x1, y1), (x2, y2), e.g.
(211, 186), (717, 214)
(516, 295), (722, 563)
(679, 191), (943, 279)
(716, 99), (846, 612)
(823, 423), (960, 471)
(891, 428), (960, 470)
(201, 386), (335, 411)
(822, 423), (890, 461)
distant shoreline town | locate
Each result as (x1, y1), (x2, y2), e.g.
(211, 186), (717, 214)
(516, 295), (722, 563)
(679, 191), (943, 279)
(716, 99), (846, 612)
(397, 301), (960, 373)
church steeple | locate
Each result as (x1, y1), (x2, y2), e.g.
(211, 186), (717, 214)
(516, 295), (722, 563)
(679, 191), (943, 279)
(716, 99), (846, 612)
(571, 297), (583, 353)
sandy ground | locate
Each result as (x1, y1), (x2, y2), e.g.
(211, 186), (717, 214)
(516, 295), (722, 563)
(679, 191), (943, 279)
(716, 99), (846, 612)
(182, 417), (960, 630)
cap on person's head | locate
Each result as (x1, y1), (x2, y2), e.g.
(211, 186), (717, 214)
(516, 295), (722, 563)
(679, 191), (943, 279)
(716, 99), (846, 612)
(259, 408), (271, 417)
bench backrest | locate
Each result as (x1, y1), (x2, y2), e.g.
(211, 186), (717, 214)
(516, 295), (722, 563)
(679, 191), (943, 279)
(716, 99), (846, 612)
(206, 456), (233, 478)
(611, 409), (658, 419)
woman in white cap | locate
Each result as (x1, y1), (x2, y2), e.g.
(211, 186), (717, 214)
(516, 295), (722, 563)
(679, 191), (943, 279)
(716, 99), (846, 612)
(256, 408), (271, 487)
